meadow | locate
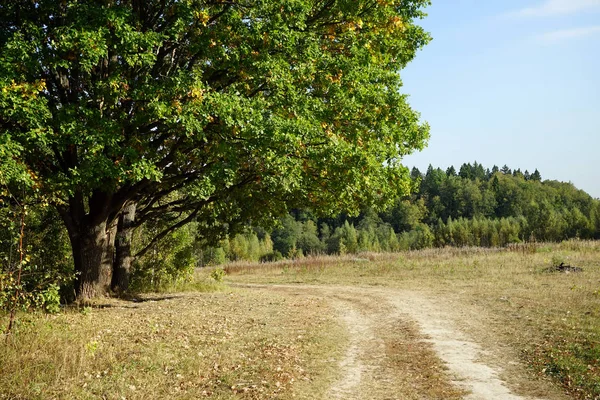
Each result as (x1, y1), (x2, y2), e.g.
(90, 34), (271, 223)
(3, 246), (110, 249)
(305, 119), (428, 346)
(1, 240), (599, 399)
(224, 240), (600, 399)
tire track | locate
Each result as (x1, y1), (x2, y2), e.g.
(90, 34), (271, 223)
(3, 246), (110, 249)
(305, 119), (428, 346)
(233, 283), (563, 400)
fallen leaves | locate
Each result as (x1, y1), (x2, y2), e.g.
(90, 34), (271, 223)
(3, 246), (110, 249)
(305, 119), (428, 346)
(1, 289), (338, 399)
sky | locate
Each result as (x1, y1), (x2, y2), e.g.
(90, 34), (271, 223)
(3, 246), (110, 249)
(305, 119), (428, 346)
(400, 0), (600, 198)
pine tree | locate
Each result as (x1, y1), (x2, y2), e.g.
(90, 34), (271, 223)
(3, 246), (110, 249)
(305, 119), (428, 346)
(411, 167), (423, 180)
(459, 163), (473, 180)
(531, 169), (542, 181)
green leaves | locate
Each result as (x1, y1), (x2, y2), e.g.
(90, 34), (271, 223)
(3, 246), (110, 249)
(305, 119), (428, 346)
(0, 0), (431, 260)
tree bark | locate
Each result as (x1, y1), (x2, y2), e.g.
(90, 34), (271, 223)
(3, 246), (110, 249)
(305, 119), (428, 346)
(64, 217), (116, 301)
(111, 202), (136, 293)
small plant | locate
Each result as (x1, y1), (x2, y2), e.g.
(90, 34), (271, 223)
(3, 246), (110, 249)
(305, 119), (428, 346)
(551, 254), (566, 267)
(85, 340), (99, 357)
(39, 284), (61, 314)
(260, 250), (284, 263)
(210, 267), (226, 283)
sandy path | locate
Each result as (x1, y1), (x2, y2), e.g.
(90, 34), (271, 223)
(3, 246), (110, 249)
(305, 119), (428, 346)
(235, 283), (560, 400)
(327, 305), (367, 398)
(382, 290), (541, 400)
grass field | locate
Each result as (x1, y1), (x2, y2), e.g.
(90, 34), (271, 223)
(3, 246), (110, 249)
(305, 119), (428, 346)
(223, 240), (600, 399)
(1, 283), (345, 399)
(1, 240), (599, 399)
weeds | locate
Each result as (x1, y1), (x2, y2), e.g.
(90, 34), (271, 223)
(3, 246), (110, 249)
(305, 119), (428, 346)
(210, 267), (226, 283)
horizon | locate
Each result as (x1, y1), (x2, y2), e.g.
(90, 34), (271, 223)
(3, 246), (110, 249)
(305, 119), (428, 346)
(400, 0), (600, 199)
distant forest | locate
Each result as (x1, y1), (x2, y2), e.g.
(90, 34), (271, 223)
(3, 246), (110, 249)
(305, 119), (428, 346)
(3, 162), (599, 294)
(198, 162), (600, 265)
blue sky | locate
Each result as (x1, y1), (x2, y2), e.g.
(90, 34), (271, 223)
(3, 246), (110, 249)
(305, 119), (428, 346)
(400, 0), (600, 198)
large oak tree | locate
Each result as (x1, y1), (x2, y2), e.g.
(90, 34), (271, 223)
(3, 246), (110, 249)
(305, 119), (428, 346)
(0, 0), (430, 299)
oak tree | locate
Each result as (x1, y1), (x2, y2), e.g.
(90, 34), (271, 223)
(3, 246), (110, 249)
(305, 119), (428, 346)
(0, 0), (431, 299)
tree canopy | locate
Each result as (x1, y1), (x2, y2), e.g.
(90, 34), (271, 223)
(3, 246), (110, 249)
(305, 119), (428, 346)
(0, 0), (431, 298)
(199, 163), (600, 263)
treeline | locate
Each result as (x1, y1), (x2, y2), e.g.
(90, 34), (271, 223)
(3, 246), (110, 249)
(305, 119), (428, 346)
(197, 162), (600, 263)
(2, 162), (599, 309)
(413, 163), (599, 241)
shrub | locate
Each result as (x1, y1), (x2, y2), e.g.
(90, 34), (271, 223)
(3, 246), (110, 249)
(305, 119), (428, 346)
(260, 251), (284, 263)
(210, 267), (226, 283)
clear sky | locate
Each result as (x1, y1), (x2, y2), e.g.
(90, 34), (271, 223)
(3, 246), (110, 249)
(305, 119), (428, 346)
(400, 0), (600, 198)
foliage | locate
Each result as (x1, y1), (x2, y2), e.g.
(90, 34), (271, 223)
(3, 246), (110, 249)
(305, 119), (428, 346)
(0, 0), (431, 299)
(202, 246), (227, 266)
(210, 267), (226, 283)
(1, 198), (72, 313)
(130, 218), (199, 292)
(398, 223), (433, 250)
(260, 251), (285, 263)
(228, 231), (274, 262)
(194, 162), (600, 262)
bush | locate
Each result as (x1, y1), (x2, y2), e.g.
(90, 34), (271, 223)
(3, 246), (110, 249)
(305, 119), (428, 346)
(210, 267), (226, 283)
(1, 203), (74, 311)
(131, 221), (199, 292)
(260, 250), (284, 263)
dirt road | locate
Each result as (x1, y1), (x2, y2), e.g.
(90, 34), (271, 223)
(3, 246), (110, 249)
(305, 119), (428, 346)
(235, 284), (568, 400)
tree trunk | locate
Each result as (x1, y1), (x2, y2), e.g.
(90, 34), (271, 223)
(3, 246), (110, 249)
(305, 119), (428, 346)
(111, 203), (136, 293)
(67, 219), (116, 300)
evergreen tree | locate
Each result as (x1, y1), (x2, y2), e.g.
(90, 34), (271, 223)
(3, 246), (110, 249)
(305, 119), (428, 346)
(531, 169), (542, 181)
(459, 163), (473, 180)
(411, 167), (423, 180)
(472, 162), (486, 181)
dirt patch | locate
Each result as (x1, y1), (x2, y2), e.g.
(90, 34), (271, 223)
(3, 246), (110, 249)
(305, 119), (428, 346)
(382, 290), (548, 400)
(327, 305), (366, 398)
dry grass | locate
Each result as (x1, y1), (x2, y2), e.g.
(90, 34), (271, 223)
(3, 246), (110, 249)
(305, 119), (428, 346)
(0, 281), (345, 399)
(224, 240), (600, 399)
(328, 290), (467, 399)
(2, 240), (599, 399)
(378, 319), (465, 399)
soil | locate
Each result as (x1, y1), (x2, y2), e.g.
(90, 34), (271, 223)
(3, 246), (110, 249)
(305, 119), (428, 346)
(234, 283), (569, 400)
